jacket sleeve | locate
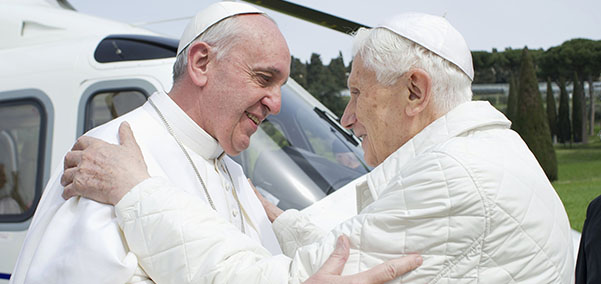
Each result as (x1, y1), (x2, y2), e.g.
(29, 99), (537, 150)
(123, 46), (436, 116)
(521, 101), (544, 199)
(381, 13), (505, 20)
(292, 151), (488, 282)
(115, 177), (298, 284)
(272, 209), (327, 257)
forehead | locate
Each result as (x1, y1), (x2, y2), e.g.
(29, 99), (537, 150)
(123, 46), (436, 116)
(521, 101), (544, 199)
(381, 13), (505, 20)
(231, 15), (290, 67)
(348, 56), (376, 86)
(235, 15), (285, 48)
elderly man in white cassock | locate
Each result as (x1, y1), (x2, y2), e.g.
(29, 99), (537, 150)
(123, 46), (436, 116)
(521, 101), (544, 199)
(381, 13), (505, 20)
(60, 10), (575, 284)
(9, 2), (421, 284)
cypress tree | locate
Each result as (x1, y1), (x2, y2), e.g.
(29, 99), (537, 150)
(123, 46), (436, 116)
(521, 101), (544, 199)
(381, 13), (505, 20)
(557, 77), (571, 144)
(514, 48), (558, 181)
(545, 78), (558, 141)
(571, 72), (585, 143)
(506, 74), (519, 127)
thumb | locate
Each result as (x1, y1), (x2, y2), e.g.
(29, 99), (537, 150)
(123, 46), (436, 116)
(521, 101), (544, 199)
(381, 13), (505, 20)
(118, 121), (138, 148)
(316, 235), (350, 276)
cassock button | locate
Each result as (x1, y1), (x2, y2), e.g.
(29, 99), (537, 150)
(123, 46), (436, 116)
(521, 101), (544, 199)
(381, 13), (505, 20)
(226, 184), (231, 192)
(232, 209), (238, 218)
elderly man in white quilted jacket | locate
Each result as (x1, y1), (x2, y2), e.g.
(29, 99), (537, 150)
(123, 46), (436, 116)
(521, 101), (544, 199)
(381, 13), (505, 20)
(62, 12), (575, 283)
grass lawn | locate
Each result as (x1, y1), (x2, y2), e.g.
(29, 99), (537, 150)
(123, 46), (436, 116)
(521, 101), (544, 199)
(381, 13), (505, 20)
(553, 128), (601, 232)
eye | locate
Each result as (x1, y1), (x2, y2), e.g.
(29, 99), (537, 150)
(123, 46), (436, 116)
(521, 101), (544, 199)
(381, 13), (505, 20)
(256, 73), (272, 85)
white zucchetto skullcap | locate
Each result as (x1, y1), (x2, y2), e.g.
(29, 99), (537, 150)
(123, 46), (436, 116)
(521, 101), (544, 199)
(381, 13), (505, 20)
(379, 12), (474, 81)
(177, 1), (265, 56)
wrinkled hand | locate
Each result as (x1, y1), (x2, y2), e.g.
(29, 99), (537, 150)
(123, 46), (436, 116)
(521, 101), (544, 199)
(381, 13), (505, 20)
(61, 122), (150, 205)
(304, 235), (422, 284)
(249, 179), (283, 222)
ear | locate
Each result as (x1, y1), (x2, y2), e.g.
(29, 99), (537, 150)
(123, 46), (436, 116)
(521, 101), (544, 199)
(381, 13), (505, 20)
(186, 41), (211, 87)
(404, 69), (432, 117)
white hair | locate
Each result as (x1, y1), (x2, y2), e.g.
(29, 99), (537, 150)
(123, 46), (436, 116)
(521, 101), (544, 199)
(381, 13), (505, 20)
(352, 27), (472, 114)
(172, 14), (275, 83)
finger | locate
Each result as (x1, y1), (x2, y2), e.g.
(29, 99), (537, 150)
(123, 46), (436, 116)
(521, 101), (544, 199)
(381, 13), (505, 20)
(248, 178), (256, 190)
(315, 235), (350, 276)
(63, 150), (82, 171)
(348, 254), (422, 284)
(62, 183), (76, 200)
(61, 167), (77, 187)
(71, 136), (97, 151)
(118, 122), (139, 149)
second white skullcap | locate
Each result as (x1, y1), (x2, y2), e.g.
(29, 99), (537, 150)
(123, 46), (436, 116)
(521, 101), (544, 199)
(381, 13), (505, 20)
(379, 12), (474, 81)
(177, 2), (265, 56)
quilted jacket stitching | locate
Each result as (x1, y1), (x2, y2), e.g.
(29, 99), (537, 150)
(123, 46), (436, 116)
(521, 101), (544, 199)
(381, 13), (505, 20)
(429, 151), (490, 283)
(484, 198), (563, 282)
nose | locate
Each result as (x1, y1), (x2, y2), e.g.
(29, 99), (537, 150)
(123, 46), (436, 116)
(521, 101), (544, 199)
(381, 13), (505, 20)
(340, 97), (356, 129)
(262, 86), (282, 115)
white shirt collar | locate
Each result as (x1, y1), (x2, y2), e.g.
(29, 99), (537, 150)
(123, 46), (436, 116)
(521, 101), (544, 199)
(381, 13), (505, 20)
(147, 91), (224, 160)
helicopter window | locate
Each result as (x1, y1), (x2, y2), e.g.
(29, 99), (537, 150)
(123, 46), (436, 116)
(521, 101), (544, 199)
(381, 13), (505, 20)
(0, 99), (45, 220)
(84, 89), (147, 132)
(295, 110), (363, 169)
(94, 35), (178, 63)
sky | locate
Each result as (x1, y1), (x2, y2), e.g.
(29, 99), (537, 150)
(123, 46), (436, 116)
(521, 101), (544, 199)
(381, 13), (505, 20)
(69, 0), (601, 65)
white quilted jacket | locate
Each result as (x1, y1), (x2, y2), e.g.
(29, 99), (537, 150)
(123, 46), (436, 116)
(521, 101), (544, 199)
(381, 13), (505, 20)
(115, 101), (574, 283)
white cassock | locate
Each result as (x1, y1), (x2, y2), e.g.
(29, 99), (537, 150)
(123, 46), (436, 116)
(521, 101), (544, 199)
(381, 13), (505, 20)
(10, 91), (281, 284)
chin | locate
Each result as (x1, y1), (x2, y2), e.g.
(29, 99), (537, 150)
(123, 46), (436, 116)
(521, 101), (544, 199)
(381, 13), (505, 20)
(231, 141), (250, 155)
(363, 154), (378, 167)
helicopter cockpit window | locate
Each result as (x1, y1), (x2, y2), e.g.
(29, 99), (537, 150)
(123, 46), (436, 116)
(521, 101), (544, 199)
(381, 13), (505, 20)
(94, 35), (178, 63)
(84, 90), (147, 132)
(0, 99), (45, 220)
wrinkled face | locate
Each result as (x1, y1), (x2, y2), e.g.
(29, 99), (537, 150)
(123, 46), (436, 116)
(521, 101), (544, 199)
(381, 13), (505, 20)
(202, 15), (290, 156)
(341, 56), (412, 167)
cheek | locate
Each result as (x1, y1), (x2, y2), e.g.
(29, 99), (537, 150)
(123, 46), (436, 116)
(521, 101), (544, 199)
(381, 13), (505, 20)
(362, 141), (378, 167)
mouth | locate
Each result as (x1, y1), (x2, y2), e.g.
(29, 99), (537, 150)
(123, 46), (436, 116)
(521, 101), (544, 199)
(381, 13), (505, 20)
(245, 111), (261, 125)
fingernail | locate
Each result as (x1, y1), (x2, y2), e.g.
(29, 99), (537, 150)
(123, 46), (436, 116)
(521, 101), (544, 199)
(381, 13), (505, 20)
(415, 255), (423, 266)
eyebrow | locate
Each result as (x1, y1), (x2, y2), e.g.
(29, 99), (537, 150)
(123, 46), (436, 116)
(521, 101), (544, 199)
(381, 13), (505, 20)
(254, 67), (280, 75)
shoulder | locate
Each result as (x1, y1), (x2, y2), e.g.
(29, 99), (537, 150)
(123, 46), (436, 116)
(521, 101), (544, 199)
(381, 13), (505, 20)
(83, 105), (153, 144)
(587, 195), (601, 218)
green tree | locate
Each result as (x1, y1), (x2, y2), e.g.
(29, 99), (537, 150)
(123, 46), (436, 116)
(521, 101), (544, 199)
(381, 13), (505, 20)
(557, 77), (571, 144)
(540, 39), (601, 138)
(472, 51), (495, 83)
(572, 72), (586, 143)
(495, 48), (522, 83)
(545, 78), (558, 141)
(506, 74), (519, 126)
(306, 53), (346, 116)
(328, 51), (348, 90)
(514, 48), (557, 181)
(306, 53), (330, 95)
(290, 56), (307, 88)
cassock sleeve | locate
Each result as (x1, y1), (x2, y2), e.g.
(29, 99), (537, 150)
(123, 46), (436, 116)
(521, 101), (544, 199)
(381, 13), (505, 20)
(9, 166), (152, 284)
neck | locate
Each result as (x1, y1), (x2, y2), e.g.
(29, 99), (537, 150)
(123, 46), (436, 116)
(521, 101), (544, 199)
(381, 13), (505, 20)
(408, 106), (442, 142)
(168, 81), (212, 138)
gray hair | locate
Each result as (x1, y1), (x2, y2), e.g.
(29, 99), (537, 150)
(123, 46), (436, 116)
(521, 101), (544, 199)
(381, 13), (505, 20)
(352, 27), (472, 114)
(172, 15), (249, 82)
